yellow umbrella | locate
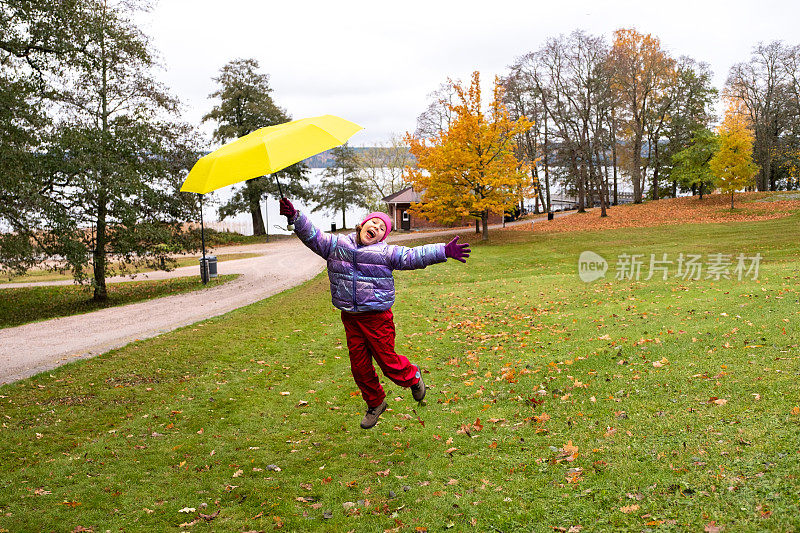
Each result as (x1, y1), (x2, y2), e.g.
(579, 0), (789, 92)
(182, 114), (362, 283)
(181, 114), (363, 194)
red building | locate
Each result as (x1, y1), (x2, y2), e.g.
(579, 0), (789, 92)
(382, 186), (503, 231)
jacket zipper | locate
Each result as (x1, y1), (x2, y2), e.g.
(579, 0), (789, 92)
(352, 247), (358, 312)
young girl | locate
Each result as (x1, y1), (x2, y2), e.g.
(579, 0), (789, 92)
(279, 198), (470, 429)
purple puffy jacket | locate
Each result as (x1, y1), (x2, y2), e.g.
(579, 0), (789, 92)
(291, 211), (447, 313)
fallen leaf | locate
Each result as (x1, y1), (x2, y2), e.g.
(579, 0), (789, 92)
(199, 510), (220, 521)
(178, 507), (196, 513)
(619, 504), (639, 514)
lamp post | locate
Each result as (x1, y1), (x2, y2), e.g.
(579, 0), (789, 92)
(198, 193), (208, 284)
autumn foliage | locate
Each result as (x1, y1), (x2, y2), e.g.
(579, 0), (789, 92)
(405, 72), (533, 240)
(709, 102), (760, 209)
(608, 28), (677, 203)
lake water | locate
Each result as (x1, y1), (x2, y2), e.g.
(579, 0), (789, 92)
(204, 168), (368, 236)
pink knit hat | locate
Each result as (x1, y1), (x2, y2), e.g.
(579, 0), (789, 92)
(360, 212), (392, 241)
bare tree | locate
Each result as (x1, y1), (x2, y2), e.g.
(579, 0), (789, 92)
(415, 82), (457, 139)
(355, 135), (412, 210)
(726, 41), (789, 191)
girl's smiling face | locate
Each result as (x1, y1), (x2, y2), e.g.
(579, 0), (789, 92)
(359, 217), (386, 245)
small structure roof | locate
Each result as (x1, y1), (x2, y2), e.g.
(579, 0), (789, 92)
(382, 186), (421, 204)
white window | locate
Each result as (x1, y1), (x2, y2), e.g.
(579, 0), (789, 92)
(402, 212), (410, 221)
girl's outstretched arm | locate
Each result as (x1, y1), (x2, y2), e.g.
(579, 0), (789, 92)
(280, 198), (336, 260)
(387, 236), (470, 270)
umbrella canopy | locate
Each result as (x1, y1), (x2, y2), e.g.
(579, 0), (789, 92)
(180, 114), (363, 194)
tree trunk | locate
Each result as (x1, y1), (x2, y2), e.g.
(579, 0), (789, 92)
(611, 114), (618, 206)
(731, 191), (735, 209)
(246, 180), (266, 235)
(652, 139), (660, 201)
(475, 219), (480, 234)
(251, 208), (265, 235)
(573, 151), (585, 213)
(594, 149), (608, 217)
(481, 210), (489, 241)
(93, 194), (108, 302)
(602, 149), (611, 208)
(632, 133), (643, 203)
(756, 136), (771, 191)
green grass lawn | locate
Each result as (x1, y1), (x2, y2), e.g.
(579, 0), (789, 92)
(0, 275), (237, 329)
(0, 214), (798, 532)
(0, 253), (259, 284)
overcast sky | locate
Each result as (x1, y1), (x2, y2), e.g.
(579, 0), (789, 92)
(139, 0), (800, 147)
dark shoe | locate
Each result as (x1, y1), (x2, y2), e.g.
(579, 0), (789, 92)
(411, 375), (426, 402)
(360, 400), (387, 429)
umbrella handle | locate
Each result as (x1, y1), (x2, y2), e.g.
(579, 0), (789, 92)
(272, 174), (293, 230)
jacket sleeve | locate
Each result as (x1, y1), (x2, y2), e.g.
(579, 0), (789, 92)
(387, 243), (447, 270)
(292, 211), (336, 260)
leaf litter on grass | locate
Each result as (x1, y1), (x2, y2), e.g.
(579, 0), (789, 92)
(1, 212), (800, 531)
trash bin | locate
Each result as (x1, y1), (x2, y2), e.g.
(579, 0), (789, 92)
(200, 255), (218, 282)
(330, 223), (337, 232)
(207, 255), (217, 278)
(547, 212), (554, 221)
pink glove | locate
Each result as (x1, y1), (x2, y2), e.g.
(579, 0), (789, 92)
(445, 236), (470, 263)
(279, 198), (296, 220)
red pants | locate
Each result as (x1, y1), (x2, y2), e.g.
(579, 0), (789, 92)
(341, 309), (420, 408)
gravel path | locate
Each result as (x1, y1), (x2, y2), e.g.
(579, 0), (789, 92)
(0, 212), (569, 384)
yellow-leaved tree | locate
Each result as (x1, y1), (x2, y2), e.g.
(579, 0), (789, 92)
(405, 71), (533, 241)
(709, 103), (759, 209)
